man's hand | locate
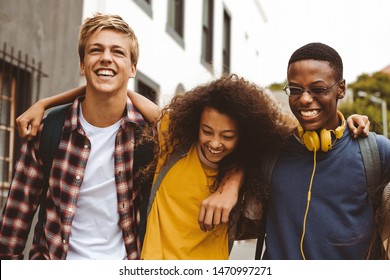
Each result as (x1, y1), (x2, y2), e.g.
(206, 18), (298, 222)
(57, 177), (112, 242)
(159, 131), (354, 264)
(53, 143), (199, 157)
(16, 100), (46, 140)
(347, 114), (370, 138)
(198, 186), (239, 232)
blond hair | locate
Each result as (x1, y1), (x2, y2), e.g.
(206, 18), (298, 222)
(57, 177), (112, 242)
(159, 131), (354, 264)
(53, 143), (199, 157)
(78, 13), (139, 65)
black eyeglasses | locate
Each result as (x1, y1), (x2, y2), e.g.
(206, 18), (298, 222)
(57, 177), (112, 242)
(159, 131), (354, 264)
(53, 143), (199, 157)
(283, 79), (343, 96)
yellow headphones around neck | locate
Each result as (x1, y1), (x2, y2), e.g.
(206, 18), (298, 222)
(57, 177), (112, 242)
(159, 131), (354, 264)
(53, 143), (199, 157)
(297, 110), (346, 152)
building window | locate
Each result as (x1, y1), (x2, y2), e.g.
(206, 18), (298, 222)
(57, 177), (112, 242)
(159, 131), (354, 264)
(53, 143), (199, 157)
(134, 71), (159, 104)
(0, 69), (15, 194)
(0, 43), (47, 207)
(134, 0), (153, 18)
(175, 83), (186, 96)
(222, 10), (231, 74)
(201, 0), (214, 67)
(166, 0), (185, 48)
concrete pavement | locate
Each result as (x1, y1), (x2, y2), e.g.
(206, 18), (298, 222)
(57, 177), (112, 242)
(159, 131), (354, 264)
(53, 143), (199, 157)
(229, 239), (257, 260)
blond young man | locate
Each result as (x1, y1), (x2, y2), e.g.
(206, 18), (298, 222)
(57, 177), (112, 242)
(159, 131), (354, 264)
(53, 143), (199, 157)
(0, 14), (152, 260)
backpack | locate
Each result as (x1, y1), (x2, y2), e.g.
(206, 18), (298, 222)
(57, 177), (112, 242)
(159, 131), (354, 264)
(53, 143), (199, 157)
(34, 104), (154, 244)
(253, 132), (388, 259)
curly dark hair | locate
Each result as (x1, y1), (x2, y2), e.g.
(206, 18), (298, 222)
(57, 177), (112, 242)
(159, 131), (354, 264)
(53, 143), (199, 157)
(154, 74), (295, 196)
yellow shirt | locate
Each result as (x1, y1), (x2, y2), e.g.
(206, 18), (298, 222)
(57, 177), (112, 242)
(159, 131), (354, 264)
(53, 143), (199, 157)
(141, 118), (228, 259)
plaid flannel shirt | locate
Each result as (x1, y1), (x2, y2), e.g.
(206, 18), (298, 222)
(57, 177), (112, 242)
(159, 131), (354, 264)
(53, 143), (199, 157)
(0, 96), (145, 260)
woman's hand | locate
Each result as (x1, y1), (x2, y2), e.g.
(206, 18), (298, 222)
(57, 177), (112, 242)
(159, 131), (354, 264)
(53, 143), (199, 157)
(16, 86), (86, 139)
(347, 114), (370, 138)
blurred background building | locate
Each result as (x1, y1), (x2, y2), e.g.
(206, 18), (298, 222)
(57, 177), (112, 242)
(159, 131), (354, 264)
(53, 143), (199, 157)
(81, 0), (267, 105)
(0, 0), (83, 204)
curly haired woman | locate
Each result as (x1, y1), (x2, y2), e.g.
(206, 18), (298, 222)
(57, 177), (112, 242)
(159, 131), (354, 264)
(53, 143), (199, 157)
(140, 75), (294, 259)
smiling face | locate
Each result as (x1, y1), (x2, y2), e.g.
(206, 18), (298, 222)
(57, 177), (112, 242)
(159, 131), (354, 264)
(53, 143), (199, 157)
(80, 29), (136, 95)
(198, 107), (239, 164)
(288, 59), (346, 131)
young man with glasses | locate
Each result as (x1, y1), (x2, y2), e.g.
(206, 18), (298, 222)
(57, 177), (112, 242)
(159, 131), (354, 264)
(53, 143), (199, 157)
(261, 42), (390, 260)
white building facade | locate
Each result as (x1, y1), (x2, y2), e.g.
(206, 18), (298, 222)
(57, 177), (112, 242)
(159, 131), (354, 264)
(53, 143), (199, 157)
(82, 0), (267, 106)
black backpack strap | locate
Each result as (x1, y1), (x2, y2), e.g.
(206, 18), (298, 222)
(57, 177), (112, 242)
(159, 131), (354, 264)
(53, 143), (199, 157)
(254, 147), (281, 260)
(34, 104), (71, 243)
(255, 232), (266, 260)
(357, 133), (382, 211)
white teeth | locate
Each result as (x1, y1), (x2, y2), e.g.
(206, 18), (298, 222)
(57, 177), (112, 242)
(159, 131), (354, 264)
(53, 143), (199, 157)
(97, 69), (114, 76)
(301, 110), (319, 117)
(207, 147), (223, 154)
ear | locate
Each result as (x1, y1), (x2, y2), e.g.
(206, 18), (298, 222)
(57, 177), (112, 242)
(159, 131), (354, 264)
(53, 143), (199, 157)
(80, 62), (85, 75)
(337, 79), (346, 100)
(129, 63), (137, 78)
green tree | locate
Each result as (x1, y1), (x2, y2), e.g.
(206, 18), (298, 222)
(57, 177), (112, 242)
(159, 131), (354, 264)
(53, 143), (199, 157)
(267, 80), (286, 91)
(339, 71), (390, 138)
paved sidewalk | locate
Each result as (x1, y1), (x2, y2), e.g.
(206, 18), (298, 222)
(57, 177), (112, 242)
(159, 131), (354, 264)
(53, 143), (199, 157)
(229, 239), (257, 260)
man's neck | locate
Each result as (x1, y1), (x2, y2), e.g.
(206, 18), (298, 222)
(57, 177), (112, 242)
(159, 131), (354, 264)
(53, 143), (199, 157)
(81, 91), (127, 127)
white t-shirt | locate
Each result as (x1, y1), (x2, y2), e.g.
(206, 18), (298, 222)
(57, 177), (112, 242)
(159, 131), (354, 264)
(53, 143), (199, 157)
(66, 107), (126, 259)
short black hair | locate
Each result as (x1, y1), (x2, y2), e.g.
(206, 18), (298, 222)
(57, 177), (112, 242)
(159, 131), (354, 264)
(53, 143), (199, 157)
(288, 42), (343, 80)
